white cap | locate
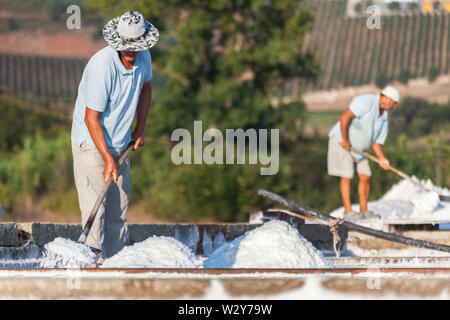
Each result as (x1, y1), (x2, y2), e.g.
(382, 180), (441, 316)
(381, 86), (400, 102)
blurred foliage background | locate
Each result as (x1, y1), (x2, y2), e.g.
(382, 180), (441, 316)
(0, 0), (449, 222)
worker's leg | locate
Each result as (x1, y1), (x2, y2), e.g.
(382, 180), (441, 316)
(357, 173), (370, 213)
(103, 153), (130, 259)
(340, 177), (353, 214)
(327, 137), (355, 214)
(72, 141), (107, 251)
(356, 159), (372, 213)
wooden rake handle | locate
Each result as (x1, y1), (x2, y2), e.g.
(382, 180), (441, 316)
(349, 147), (430, 193)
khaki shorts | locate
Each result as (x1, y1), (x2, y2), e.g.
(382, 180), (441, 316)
(72, 141), (130, 259)
(327, 137), (371, 178)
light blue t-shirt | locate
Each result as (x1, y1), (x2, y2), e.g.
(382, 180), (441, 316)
(71, 46), (153, 152)
(329, 94), (389, 160)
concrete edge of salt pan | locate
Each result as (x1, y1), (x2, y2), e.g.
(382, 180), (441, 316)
(204, 220), (334, 269)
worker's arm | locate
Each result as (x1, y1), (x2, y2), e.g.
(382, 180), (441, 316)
(339, 108), (356, 150)
(84, 107), (118, 183)
(131, 81), (152, 151)
(372, 143), (390, 170)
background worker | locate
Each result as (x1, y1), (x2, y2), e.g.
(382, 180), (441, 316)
(327, 86), (400, 221)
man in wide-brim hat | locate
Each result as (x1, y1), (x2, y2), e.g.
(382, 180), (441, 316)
(71, 11), (159, 261)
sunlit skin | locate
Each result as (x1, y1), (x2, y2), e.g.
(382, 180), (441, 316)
(379, 94), (398, 115)
(119, 50), (139, 70)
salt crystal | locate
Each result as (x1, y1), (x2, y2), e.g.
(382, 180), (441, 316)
(40, 237), (96, 268)
(412, 191), (440, 216)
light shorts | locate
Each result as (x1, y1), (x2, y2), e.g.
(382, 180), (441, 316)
(327, 137), (371, 178)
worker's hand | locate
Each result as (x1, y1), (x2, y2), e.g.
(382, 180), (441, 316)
(103, 157), (118, 183)
(131, 130), (144, 151)
(340, 140), (351, 150)
(379, 158), (390, 171)
(133, 136), (144, 151)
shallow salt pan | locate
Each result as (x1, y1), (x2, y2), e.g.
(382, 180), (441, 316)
(204, 220), (333, 269)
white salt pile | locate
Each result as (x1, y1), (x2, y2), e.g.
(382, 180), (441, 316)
(330, 178), (450, 228)
(204, 220), (333, 269)
(381, 177), (449, 202)
(40, 237), (96, 268)
(38, 223), (331, 269)
(100, 236), (202, 268)
(411, 191), (441, 215)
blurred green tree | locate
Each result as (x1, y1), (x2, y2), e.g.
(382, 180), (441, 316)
(375, 71), (389, 88)
(0, 98), (69, 152)
(398, 68), (410, 84)
(428, 65), (439, 82)
(388, 2), (400, 11)
(45, 0), (74, 21)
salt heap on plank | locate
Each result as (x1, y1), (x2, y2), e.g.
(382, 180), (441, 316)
(411, 191), (441, 215)
(329, 178), (450, 228)
(40, 237), (96, 268)
(204, 220), (333, 268)
(100, 236), (202, 268)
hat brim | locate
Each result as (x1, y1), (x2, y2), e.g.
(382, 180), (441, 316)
(103, 17), (159, 51)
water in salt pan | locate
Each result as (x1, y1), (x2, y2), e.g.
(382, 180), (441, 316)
(100, 236), (202, 268)
(40, 237), (96, 268)
(204, 220), (333, 269)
